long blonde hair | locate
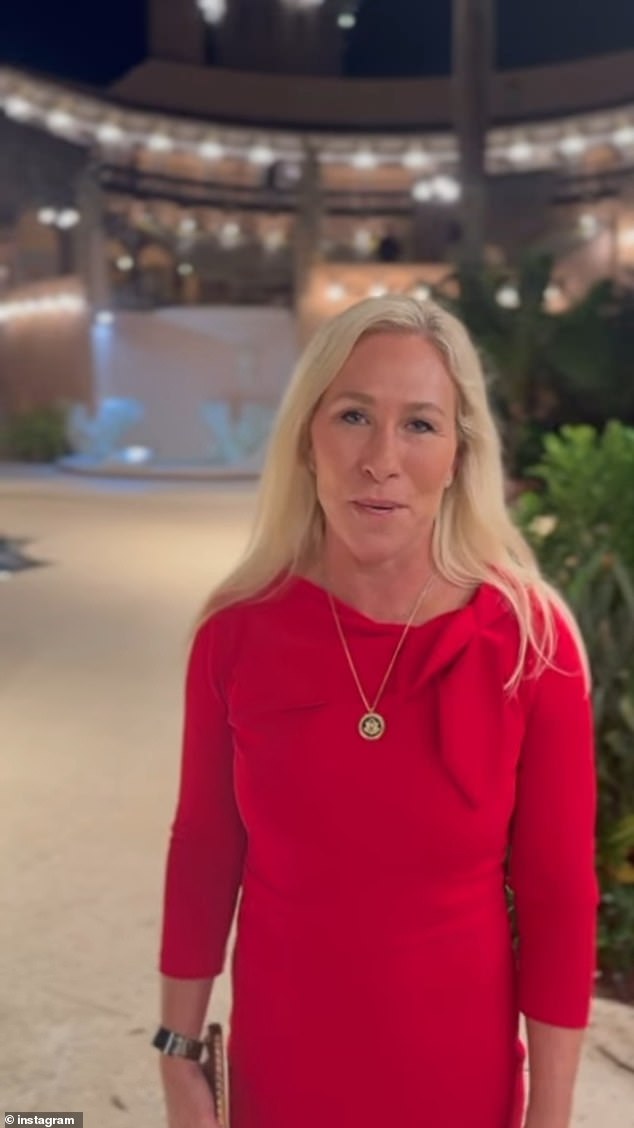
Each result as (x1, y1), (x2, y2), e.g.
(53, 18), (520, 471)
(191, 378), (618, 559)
(197, 295), (588, 690)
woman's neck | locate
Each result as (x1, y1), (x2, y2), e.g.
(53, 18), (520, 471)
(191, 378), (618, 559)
(306, 549), (437, 625)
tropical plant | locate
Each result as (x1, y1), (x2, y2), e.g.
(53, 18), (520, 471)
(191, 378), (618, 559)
(0, 403), (72, 462)
(440, 257), (634, 475)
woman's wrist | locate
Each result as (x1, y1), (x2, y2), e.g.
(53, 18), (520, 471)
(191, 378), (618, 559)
(159, 1054), (202, 1077)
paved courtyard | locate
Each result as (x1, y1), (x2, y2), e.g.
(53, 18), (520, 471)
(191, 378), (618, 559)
(1, 467), (633, 1127)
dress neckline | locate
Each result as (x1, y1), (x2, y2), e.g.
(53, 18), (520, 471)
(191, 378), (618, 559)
(290, 573), (485, 634)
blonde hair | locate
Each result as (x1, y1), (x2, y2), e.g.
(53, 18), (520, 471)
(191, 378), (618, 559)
(197, 295), (588, 691)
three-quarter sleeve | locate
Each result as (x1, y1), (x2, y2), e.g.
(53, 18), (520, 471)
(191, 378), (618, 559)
(159, 613), (247, 978)
(509, 611), (600, 1028)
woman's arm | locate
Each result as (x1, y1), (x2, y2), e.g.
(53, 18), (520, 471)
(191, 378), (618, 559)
(523, 1018), (585, 1128)
(160, 614), (247, 980)
(160, 974), (214, 1039)
(508, 608), (600, 1126)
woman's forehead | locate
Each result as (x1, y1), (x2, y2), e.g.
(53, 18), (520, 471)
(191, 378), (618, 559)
(325, 332), (454, 398)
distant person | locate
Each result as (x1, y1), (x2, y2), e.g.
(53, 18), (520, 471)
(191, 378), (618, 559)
(154, 295), (598, 1128)
(376, 231), (402, 261)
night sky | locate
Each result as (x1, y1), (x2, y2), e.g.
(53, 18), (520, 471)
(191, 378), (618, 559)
(0, 0), (633, 86)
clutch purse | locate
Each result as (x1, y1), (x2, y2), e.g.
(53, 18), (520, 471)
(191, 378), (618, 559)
(200, 1022), (229, 1127)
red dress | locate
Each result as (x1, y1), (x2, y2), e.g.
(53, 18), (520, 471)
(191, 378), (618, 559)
(160, 577), (598, 1128)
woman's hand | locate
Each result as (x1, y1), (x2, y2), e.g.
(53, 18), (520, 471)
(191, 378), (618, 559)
(160, 1055), (220, 1128)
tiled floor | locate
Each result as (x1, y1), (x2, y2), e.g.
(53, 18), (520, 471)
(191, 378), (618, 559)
(1, 468), (633, 1127)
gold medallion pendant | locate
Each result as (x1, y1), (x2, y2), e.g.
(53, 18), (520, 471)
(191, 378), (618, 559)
(359, 713), (386, 741)
(326, 572), (436, 742)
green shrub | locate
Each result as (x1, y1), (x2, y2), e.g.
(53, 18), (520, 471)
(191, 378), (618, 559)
(515, 423), (634, 983)
(0, 404), (72, 462)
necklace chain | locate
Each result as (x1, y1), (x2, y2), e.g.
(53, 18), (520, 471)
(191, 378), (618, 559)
(327, 574), (436, 724)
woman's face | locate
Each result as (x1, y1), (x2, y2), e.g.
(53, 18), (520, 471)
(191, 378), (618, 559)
(308, 331), (459, 568)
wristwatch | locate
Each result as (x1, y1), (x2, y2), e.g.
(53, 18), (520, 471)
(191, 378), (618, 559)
(152, 1025), (205, 1060)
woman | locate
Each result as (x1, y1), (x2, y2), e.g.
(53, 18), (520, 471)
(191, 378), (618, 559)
(155, 296), (598, 1128)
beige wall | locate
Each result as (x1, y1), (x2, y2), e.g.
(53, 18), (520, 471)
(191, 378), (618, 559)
(90, 306), (297, 461)
(0, 277), (93, 416)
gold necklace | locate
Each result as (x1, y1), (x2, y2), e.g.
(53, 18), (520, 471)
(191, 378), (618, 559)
(327, 573), (436, 741)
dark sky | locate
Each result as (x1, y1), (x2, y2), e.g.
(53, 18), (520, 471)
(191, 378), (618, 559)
(1, 0), (633, 86)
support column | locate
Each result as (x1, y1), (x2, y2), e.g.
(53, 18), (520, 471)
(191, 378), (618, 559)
(452, 0), (495, 276)
(293, 141), (324, 345)
(294, 142), (323, 303)
(75, 162), (110, 313)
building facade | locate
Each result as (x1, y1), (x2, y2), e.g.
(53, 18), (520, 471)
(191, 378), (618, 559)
(0, 0), (633, 468)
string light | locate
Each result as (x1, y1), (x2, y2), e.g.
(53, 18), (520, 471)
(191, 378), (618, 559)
(178, 262), (194, 276)
(559, 134), (586, 158)
(281, 0), (326, 9)
(351, 149), (377, 170)
(47, 109), (75, 135)
(1, 72), (634, 183)
(612, 125), (634, 148)
(411, 284), (431, 301)
(199, 139), (224, 160)
(263, 229), (286, 252)
(353, 228), (374, 254)
(57, 208), (80, 229)
(147, 132), (173, 153)
(97, 122), (125, 146)
(219, 221), (242, 248)
(338, 12), (356, 28)
(248, 143), (275, 165)
(0, 292), (86, 323)
(326, 282), (346, 301)
(412, 180), (434, 202)
(197, 0), (227, 22)
(4, 96), (32, 121)
(116, 256), (134, 272)
(432, 175), (461, 202)
(368, 283), (388, 298)
(507, 139), (534, 163)
(579, 214), (599, 237)
(38, 208), (57, 226)
(402, 148), (430, 171)
(543, 283), (564, 307)
(496, 284), (520, 310)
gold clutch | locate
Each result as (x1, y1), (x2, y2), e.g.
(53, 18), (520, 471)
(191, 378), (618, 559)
(200, 1022), (229, 1127)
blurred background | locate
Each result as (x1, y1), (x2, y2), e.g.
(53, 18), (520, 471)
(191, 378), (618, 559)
(1, 2), (633, 1124)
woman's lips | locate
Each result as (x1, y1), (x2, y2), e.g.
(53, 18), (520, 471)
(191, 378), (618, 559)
(351, 501), (404, 517)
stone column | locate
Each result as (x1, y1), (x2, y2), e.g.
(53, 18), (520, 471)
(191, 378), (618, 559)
(75, 162), (110, 313)
(293, 141), (323, 311)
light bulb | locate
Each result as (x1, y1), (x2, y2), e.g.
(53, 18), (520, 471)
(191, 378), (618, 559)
(97, 122), (125, 146)
(248, 144), (275, 165)
(57, 209), (80, 229)
(326, 282), (346, 301)
(507, 140), (533, 164)
(496, 284), (520, 310)
(402, 148), (430, 171)
(197, 0), (227, 22)
(351, 149), (377, 170)
(412, 180), (433, 203)
(4, 96), (33, 121)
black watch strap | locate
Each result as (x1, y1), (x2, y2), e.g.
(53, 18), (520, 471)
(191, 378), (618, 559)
(152, 1025), (205, 1060)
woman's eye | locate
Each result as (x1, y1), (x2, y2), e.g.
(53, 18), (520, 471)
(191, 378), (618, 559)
(408, 418), (434, 433)
(340, 409), (367, 425)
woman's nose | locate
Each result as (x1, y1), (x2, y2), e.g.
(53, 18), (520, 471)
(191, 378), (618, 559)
(361, 429), (400, 481)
